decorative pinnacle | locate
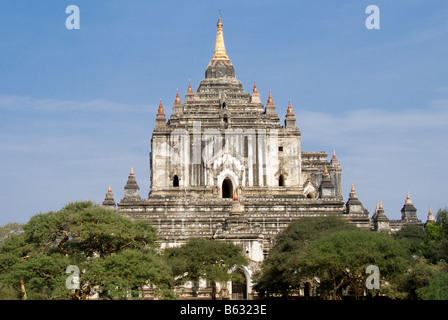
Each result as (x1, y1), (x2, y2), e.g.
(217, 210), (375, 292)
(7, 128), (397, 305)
(428, 206), (435, 222)
(233, 189), (238, 201)
(267, 91), (274, 105)
(405, 191), (413, 205)
(253, 81), (258, 94)
(130, 167), (134, 176)
(158, 99), (164, 114)
(287, 100), (294, 115)
(108, 184), (112, 193)
(212, 15), (229, 61)
(379, 201), (383, 210)
(187, 81), (193, 93)
(174, 90), (181, 104)
(376, 202), (379, 211)
(351, 183), (355, 193)
(332, 150), (336, 159)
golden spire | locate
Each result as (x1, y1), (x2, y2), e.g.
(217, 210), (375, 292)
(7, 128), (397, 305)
(287, 100), (294, 115)
(108, 184), (112, 193)
(351, 182), (355, 193)
(267, 91), (274, 105)
(187, 81), (193, 93)
(428, 206), (435, 222)
(212, 15), (229, 61)
(405, 191), (412, 205)
(375, 202), (379, 211)
(174, 90), (181, 104)
(253, 81), (258, 94)
(158, 99), (164, 114)
(332, 150), (336, 159)
(130, 167), (134, 176)
(379, 201), (383, 210)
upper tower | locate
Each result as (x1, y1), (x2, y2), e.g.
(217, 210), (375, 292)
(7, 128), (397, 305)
(149, 15), (305, 196)
(400, 192), (419, 223)
(199, 16), (245, 97)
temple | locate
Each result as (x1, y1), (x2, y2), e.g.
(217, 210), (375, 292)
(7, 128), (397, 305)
(103, 16), (428, 299)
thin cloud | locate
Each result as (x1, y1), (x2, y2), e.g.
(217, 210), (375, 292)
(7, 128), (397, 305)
(0, 94), (155, 114)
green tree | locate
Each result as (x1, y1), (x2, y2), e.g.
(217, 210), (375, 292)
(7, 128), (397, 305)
(0, 201), (174, 300)
(393, 224), (426, 256)
(398, 257), (441, 300)
(417, 272), (448, 300)
(422, 209), (448, 264)
(253, 216), (356, 298)
(303, 230), (411, 299)
(164, 238), (248, 300)
(0, 222), (24, 243)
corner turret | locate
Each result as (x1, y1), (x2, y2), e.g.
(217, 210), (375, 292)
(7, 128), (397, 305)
(102, 184), (116, 210)
(123, 167), (141, 201)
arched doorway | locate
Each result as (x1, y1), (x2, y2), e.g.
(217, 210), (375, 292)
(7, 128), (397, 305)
(279, 175), (285, 187)
(173, 175), (179, 187)
(222, 178), (233, 199)
(231, 269), (247, 300)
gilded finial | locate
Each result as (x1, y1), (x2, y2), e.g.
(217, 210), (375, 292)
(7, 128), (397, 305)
(375, 202), (379, 211)
(267, 91), (274, 105)
(427, 206), (435, 222)
(212, 15), (229, 61)
(379, 201), (383, 210)
(187, 81), (193, 93)
(108, 184), (112, 193)
(130, 167), (134, 176)
(253, 81), (258, 94)
(351, 182), (355, 193)
(332, 150), (336, 159)
(405, 192), (413, 205)
(287, 100), (293, 114)
(233, 189), (238, 201)
(158, 99), (164, 114)
(174, 90), (181, 104)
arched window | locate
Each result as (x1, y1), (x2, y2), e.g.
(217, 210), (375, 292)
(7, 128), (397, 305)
(279, 175), (285, 187)
(173, 175), (179, 187)
(222, 178), (233, 199)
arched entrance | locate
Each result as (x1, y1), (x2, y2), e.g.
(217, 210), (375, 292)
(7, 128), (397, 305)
(222, 178), (233, 199)
(279, 175), (285, 187)
(231, 269), (247, 300)
(173, 175), (179, 187)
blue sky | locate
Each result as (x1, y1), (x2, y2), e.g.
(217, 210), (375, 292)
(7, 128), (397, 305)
(0, 0), (447, 225)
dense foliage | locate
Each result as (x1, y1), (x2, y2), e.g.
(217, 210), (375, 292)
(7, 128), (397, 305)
(164, 237), (249, 299)
(254, 211), (448, 300)
(0, 201), (174, 300)
(2, 203), (448, 300)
